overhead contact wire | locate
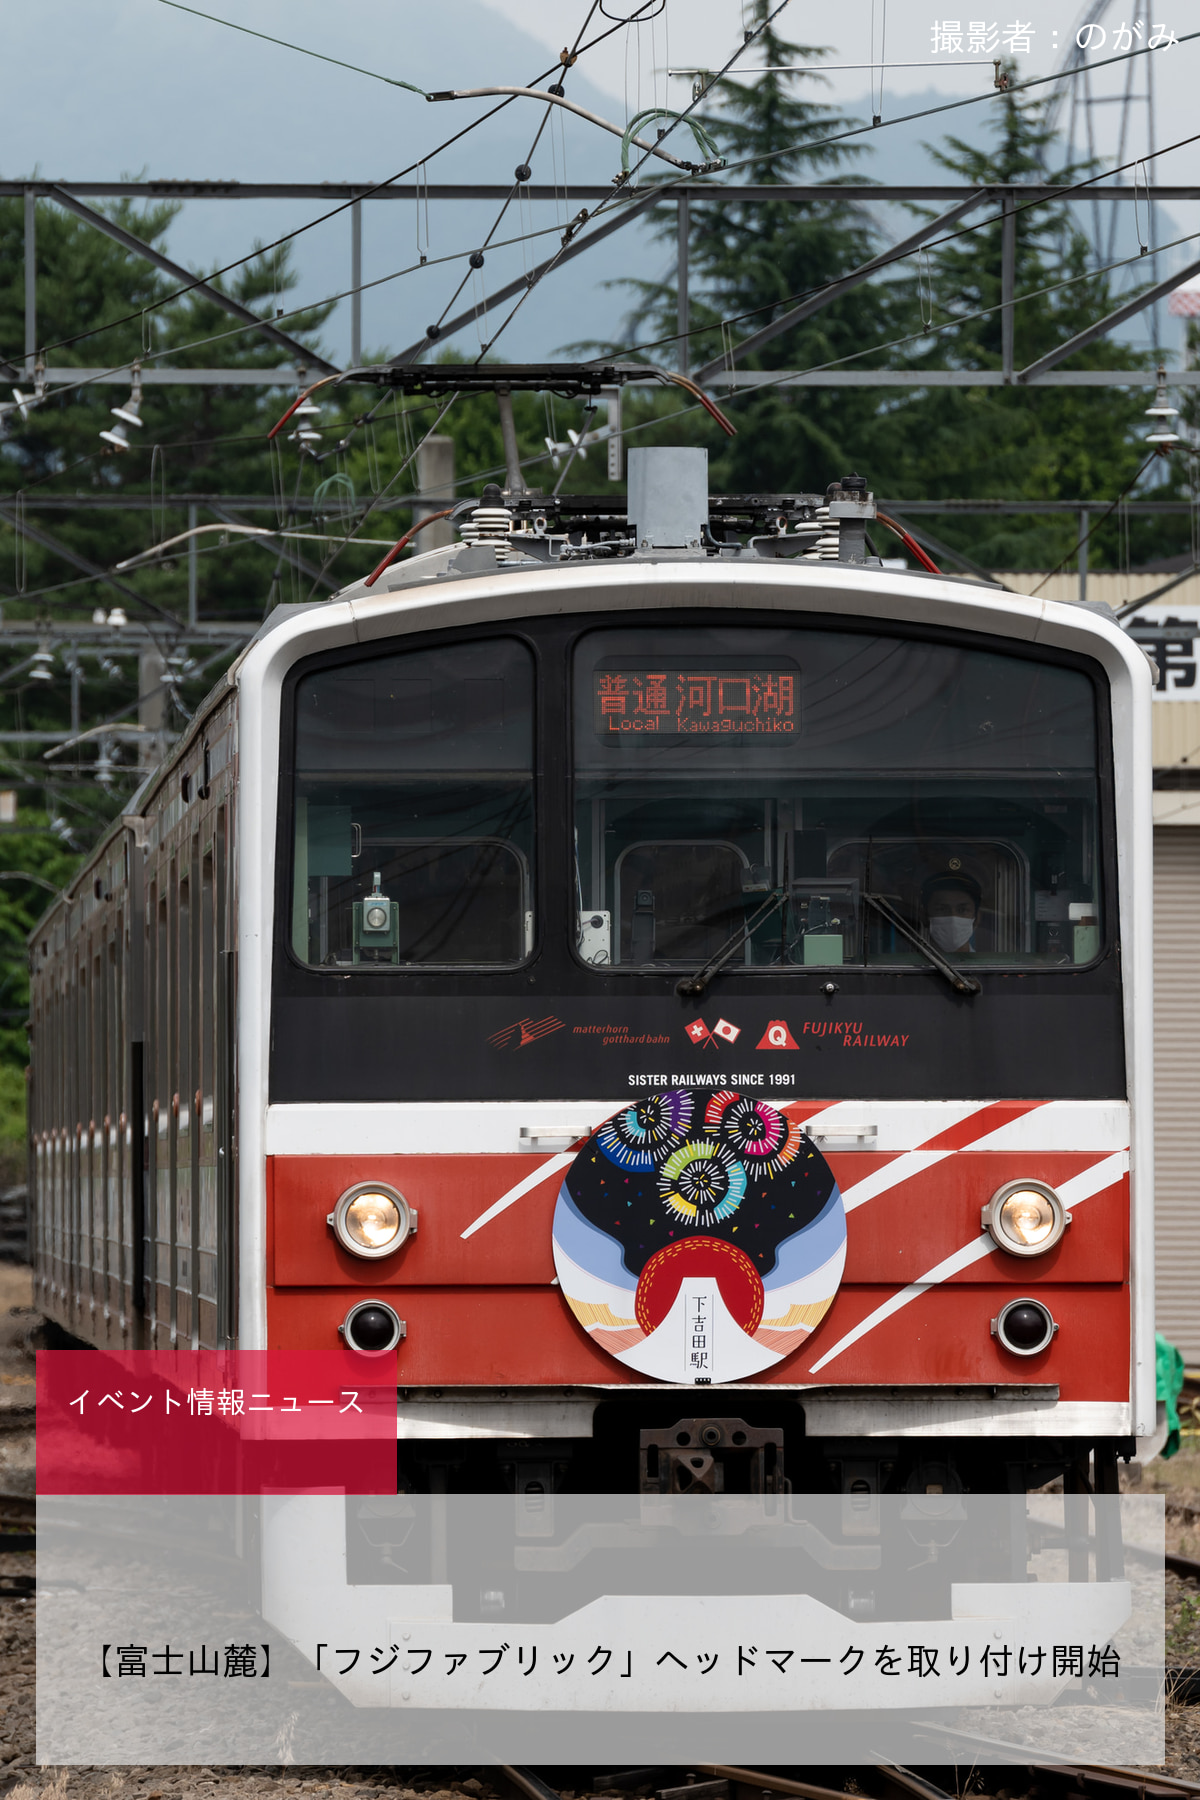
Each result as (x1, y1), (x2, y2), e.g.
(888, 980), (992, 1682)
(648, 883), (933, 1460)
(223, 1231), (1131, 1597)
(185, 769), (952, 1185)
(153, 0), (427, 92)
(478, 0), (796, 361)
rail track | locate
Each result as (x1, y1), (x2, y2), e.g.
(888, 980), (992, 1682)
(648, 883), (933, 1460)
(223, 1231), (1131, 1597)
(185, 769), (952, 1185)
(497, 1761), (1200, 1800)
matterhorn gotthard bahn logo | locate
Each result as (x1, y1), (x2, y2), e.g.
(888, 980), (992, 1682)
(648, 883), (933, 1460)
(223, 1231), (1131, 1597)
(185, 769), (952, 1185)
(551, 1090), (847, 1383)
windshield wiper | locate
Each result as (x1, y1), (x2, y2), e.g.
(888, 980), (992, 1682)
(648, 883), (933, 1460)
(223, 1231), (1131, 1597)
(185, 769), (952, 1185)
(863, 891), (981, 996)
(675, 890), (787, 998)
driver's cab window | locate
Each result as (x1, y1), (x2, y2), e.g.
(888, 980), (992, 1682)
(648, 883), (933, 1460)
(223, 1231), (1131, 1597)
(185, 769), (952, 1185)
(572, 625), (1102, 972)
(290, 638), (534, 968)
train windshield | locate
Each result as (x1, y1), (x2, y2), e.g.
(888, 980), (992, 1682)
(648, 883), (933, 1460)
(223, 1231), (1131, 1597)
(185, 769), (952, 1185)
(290, 638), (534, 967)
(573, 624), (1102, 972)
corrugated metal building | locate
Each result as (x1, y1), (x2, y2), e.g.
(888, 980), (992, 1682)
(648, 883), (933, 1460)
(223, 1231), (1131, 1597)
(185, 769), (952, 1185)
(1006, 572), (1200, 1361)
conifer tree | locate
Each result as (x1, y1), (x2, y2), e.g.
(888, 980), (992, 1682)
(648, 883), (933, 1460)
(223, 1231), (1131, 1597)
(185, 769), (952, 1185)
(876, 89), (1178, 571)
(607, 14), (1183, 568)
(613, 0), (903, 494)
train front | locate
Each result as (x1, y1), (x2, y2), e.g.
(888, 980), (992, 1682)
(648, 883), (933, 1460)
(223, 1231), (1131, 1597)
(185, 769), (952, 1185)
(239, 448), (1153, 1683)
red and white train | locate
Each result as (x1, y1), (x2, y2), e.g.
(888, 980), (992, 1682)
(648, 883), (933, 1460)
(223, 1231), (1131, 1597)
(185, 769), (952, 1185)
(28, 431), (1155, 1504)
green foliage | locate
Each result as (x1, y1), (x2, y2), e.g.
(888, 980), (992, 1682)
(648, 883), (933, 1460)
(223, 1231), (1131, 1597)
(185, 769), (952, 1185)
(0, 195), (344, 1100)
(0, 810), (81, 1165)
(0, 194), (339, 616)
(0, 816), (79, 1055)
(0, 195), (343, 845)
(599, 9), (1185, 569)
(875, 96), (1182, 571)
(0, 1063), (27, 1180)
(596, 0), (904, 492)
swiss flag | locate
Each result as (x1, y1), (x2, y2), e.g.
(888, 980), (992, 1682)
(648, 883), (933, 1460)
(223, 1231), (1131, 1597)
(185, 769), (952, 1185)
(685, 1018), (711, 1045)
(713, 1018), (741, 1044)
(757, 1019), (798, 1050)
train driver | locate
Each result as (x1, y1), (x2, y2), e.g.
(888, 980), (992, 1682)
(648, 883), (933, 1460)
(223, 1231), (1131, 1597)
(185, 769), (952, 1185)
(921, 870), (982, 955)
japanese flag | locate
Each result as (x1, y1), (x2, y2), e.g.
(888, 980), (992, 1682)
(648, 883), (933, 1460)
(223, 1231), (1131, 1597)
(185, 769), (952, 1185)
(685, 1018), (711, 1044)
(713, 1018), (741, 1044)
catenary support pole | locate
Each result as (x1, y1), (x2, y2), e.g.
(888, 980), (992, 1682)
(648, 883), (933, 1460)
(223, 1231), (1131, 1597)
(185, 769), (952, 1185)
(415, 436), (456, 550)
(187, 503), (199, 625)
(138, 646), (167, 772)
(351, 198), (363, 367)
(1001, 191), (1015, 382)
(23, 188), (36, 375)
(1079, 506), (1089, 606)
(495, 390), (527, 494)
(605, 385), (623, 482)
(677, 191), (690, 376)
(1147, 40), (1160, 351)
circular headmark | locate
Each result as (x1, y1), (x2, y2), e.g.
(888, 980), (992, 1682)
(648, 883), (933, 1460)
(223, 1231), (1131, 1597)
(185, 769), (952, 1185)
(551, 1087), (847, 1384)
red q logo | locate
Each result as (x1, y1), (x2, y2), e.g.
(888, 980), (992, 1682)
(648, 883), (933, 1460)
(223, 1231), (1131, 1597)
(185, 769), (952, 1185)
(757, 1020), (799, 1050)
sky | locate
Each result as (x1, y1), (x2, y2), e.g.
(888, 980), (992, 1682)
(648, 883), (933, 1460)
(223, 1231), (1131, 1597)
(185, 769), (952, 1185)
(480, 0), (1196, 113)
(0, 0), (1196, 368)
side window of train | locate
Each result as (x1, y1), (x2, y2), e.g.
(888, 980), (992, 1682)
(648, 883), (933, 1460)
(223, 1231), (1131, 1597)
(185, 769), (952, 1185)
(572, 623), (1104, 973)
(288, 637), (535, 969)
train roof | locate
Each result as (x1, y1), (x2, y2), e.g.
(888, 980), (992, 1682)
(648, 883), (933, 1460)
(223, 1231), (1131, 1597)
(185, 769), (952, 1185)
(26, 448), (1150, 945)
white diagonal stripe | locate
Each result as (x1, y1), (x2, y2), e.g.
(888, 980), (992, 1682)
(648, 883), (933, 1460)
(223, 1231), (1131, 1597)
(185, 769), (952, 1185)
(460, 1152), (576, 1240)
(787, 1099), (987, 1150)
(808, 1150), (1129, 1374)
(1054, 1149), (1130, 1209)
(837, 1149), (953, 1213)
(963, 1100), (1129, 1153)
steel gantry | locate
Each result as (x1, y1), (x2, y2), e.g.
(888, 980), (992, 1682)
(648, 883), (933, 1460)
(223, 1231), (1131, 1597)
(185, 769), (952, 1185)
(7, 179), (1200, 390)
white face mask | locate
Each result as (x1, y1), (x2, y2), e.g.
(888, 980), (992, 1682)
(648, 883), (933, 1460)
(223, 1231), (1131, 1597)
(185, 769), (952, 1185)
(929, 915), (974, 953)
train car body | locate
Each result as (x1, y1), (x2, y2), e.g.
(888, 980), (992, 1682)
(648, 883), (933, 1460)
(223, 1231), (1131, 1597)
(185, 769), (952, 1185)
(29, 447), (1156, 1505)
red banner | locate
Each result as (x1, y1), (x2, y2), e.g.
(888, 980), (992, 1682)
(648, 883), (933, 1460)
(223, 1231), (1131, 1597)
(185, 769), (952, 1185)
(37, 1350), (396, 1494)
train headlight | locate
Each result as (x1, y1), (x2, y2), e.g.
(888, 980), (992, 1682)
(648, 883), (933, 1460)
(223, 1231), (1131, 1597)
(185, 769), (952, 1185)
(328, 1183), (416, 1259)
(365, 903), (389, 931)
(991, 1296), (1058, 1356)
(339, 1299), (406, 1355)
(982, 1180), (1070, 1257)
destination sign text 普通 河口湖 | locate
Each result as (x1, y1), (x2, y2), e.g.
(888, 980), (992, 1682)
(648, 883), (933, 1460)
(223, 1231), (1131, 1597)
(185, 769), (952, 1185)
(594, 670), (798, 734)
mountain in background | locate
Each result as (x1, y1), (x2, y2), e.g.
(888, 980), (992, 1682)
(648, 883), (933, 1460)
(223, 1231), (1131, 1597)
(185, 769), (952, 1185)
(0, 2), (1177, 366)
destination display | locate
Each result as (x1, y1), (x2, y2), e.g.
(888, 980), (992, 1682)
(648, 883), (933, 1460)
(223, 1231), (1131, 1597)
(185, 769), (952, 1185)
(593, 668), (798, 735)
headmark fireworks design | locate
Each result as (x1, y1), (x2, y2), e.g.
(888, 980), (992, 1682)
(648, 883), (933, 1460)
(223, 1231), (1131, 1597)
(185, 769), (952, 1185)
(703, 1090), (805, 1175)
(597, 1090), (693, 1171)
(551, 1087), (848, 1385)
(658, 1138), (747, 1226)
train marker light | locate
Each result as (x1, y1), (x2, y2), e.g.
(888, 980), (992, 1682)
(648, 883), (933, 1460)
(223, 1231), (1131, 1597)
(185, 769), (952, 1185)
(982, 1180), (1070, 1256)
(991, 1297), (1057, 1357)
(352, 872), (400, 961)
(338, 1299), (406, 1355)
(328, 1182), (416, 1259)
